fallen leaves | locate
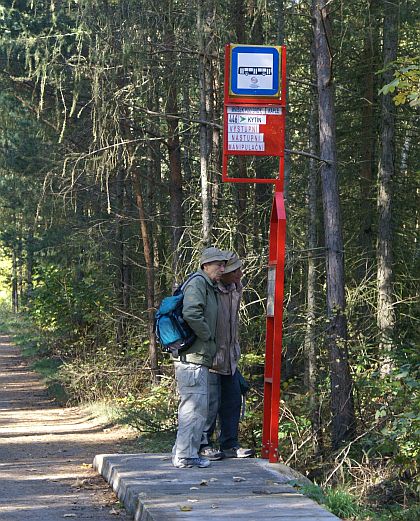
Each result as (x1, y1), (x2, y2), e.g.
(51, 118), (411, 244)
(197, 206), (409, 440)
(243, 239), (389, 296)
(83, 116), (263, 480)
(71, 478), (90, 488)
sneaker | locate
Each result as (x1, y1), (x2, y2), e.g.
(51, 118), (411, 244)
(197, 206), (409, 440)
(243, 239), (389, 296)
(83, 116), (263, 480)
(172, 456), (211, 468)
(200, 446), (225, 461)
(222, 446), (255, 459)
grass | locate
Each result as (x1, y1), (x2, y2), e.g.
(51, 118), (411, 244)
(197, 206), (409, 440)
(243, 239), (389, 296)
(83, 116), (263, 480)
(324, 488), (373, 519)
(0, 305), (42, 351)
(291, 481), (419, 521)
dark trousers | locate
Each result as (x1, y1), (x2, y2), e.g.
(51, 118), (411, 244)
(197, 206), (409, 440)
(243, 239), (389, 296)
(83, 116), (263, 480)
(219, 370), (242, 450)
(202, 369), (242, 451)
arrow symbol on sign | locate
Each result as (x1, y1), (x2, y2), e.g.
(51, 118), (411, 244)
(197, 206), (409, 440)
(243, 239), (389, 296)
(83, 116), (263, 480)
(240, 116), (246, 122)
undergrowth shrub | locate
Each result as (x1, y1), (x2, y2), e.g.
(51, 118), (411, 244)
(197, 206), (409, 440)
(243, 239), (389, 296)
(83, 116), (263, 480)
(57, 348), (152, 403)
(116, 376), (178, 433)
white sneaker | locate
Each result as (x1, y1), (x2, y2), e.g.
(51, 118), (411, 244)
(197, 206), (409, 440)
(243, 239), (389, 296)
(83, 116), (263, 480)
(172, 456), (211, 468)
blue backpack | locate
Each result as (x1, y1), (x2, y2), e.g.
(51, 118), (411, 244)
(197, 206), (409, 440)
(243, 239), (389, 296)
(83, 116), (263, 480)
(155, 274), (204, 357)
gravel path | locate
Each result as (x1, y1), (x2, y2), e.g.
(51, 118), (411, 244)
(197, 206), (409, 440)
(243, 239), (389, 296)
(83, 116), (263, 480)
(0, 334), (133, 521)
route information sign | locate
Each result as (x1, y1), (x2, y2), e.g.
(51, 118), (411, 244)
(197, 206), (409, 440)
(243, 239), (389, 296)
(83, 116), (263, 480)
(225, 106), (283, 156)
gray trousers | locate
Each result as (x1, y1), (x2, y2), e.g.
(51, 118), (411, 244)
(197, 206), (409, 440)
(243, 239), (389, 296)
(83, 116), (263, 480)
(173, 362), (209, 459)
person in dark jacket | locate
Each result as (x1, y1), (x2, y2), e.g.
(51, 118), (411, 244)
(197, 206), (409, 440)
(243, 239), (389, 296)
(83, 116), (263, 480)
(172, 247), (228, 469)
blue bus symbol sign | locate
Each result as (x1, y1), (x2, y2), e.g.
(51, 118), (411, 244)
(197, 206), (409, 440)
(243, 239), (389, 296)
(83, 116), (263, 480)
(238, 66), (272, 76)
(230, 45), (280, 97)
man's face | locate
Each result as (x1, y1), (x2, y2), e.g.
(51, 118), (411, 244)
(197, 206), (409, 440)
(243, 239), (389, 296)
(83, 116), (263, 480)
(203, 261), (226, 282)
(221, 267), (242, 286)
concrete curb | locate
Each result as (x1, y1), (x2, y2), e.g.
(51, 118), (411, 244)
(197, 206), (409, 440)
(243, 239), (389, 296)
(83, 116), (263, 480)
(94, 453), (340, 521)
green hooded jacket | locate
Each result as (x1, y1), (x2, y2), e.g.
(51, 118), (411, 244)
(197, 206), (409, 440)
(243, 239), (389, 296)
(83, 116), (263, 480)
(173, 269), (218, 367)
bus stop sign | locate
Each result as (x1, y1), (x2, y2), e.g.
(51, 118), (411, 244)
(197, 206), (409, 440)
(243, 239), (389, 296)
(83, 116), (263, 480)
(229, 45), (281, 98)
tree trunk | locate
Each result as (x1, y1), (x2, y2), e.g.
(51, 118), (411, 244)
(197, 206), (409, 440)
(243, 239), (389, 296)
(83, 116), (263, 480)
(12, 246), (18, 313)
(115, 166), (130, 348)
(164, 12), (184, 275)
(197, 0), (214, 245)
(210, 65), (221, 235)
(236, 160), (248, 259)
(377, 0), (398, 374)
(17, 233), (23, 304)
(25, 226), (34, 304)
(359, 0), (380, 265)
(312, 0), (356, 448)
(131, 165), (159, 383)
(305, 48), (322, 454)
(231, 0), (248, 258)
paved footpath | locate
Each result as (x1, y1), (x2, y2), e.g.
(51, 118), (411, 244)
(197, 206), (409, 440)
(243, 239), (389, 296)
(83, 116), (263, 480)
(0, 334), (131, 520)
(94, 452), (341, 520)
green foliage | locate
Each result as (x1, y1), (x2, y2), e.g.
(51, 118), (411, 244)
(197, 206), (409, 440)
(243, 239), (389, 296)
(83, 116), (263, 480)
(31, 357), (62, 379)
(378, 59), (420, 107)
(375, 504), (420, 521)
(292, 481), (327, 504)
(290, 482), (420, 521)
(291, 482), (375, 519)
(324, 488), (373, 520)
(360, 364), (420, 471)
(30, 264), (109, 334)
(116, 377), (178, 433)
(0, 2), (418, 519)
(0, 306), (42, 349)
(134, 432), (176, 453)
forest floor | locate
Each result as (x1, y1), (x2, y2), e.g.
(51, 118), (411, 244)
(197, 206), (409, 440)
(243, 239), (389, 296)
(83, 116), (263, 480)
(0, 333), (137, 521)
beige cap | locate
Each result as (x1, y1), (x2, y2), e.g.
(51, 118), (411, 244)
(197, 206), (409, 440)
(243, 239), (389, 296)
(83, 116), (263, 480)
(223, 251), (242, 274)
(200, 247), (229, 266)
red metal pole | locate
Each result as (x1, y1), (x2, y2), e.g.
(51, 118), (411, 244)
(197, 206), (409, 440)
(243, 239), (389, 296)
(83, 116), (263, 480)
(262, 185), (286, 462)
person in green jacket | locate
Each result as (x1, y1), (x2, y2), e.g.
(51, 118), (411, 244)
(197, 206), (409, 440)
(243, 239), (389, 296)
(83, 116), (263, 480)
(200, 252), (255, 460)
(172, 247), (229, 469)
